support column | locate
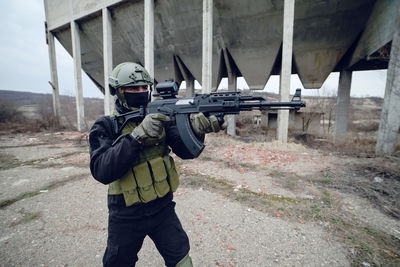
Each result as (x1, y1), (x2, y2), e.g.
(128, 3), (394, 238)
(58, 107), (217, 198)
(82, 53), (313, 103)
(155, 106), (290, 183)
(186, 79), (195, 97)
(202, 0), (213, 93)
(224, 49), (237, 136)
(376, 15), (400, 155)
(144, 0), (155, 98)
(102, 7), (114, 115)
(71, 21), (87, 132)
(334, 70), (352, 141)
(46, 30), (61, 120)
(277, 0), (295, 143)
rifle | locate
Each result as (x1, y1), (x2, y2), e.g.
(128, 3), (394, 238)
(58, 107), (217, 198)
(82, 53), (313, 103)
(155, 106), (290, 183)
(111, 80), (306, 158)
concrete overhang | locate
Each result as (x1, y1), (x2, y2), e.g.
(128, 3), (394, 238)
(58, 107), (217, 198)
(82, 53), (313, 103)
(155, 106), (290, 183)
(44, 0), (396, 92)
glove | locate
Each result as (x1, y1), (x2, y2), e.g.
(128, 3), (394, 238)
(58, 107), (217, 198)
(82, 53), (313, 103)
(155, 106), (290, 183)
(190, 113), (226, 137)
(132, 113), (170, 144)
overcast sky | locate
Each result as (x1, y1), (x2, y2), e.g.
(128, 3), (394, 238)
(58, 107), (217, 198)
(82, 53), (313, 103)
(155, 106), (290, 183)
(0, 0), (388, 99)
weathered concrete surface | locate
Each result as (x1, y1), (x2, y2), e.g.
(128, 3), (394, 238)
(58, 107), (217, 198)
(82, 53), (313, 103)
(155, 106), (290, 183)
(45, 0), (388, 90)
(277, 0), (295, 143)
(349, 0), (400, 67)
(334, 70), (352, 140)
(0, 166), (88, 203)
(293, 0), (374, 88)
(376, 9), (400, 155)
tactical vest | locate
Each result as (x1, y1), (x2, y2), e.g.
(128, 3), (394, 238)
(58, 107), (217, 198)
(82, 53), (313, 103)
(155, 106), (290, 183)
(108, 119), (179, 207)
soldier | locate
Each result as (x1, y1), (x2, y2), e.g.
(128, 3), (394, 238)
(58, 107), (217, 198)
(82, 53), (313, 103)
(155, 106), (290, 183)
(89, 62), (224, 267)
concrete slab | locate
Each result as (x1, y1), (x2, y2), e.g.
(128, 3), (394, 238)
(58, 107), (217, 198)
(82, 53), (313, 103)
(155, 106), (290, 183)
(0, 166), (89, 203)
(1, 144), (83, 163)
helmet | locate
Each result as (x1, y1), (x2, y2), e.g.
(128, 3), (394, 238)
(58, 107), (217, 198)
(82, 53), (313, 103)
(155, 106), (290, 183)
(108, 62), (153, 95)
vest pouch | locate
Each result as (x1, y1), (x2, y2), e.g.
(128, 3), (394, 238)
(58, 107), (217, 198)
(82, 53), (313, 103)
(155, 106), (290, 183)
(163, 155), (179, 192)
(119, 169), (140, 206)
(149, 157), (170, 197)
(133, 161), (157, 203)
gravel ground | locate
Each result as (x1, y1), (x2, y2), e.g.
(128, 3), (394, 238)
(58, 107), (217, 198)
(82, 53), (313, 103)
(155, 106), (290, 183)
(1, 131), (399, 266)
(0, 175), (348, 266)
(179, 160), (311, 199)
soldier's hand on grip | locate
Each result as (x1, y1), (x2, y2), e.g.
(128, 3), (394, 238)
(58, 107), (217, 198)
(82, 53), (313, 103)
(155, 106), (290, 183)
(132, 113), (170, 144)
(190, 112), (226, 137)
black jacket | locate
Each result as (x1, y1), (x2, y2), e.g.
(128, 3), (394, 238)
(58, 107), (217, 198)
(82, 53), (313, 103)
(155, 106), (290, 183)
(89, 112), (201, 213)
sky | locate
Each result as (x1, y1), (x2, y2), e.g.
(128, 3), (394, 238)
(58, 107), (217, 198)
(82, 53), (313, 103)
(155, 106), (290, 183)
(0, 0), (388, 99)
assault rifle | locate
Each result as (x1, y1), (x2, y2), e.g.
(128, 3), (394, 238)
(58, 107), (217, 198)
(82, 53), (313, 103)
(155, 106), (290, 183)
(112, 80), (306, 158)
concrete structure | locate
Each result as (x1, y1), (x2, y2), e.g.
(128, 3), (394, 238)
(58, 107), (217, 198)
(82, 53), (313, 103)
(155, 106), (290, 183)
(45, 29), (61, 119)
(202, 0), (213, 94)
(102, 7), (114, 115)
(43, 0), (399, 154)
(334, 70), (352, 141)
(71, 21), (87, 132)
(376, 9), (400, 155)
(277, 0), (295, 143)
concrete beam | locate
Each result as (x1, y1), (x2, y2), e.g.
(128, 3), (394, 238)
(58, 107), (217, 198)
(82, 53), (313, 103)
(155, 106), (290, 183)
(71, 21), (87, 132)
(46, 0), (124, 31)
(277, 0), (295, 143)
(202, 0), (213, 93)
(46, 30), (61, 120)
(102, 7), (114, 115)
(349, 0), (399, 67)
(376, 11), (400, 155)
(334, 70), (352, 141)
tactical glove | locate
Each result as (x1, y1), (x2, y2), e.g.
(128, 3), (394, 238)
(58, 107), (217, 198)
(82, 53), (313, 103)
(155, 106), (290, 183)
(132, 113), (170, 144)
(190, 112), (226, 137)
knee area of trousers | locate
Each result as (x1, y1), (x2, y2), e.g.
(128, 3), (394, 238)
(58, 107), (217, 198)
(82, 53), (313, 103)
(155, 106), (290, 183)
(175, 254), (193, 267)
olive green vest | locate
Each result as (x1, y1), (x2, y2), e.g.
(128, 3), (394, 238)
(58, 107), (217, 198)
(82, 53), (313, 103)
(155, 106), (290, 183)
(108, 119), (179, 206)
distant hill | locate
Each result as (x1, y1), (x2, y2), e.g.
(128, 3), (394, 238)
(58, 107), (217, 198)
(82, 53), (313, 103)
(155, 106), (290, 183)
(0, 90), (103, 105)
(0, 90), (104, 126)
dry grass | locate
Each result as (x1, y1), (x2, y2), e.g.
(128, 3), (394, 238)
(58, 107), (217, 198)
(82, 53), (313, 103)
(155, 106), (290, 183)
(179, 163), (400, 266)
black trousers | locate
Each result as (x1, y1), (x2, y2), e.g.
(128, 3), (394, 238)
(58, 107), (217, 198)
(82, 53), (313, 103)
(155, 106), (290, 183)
(103, 201), (190, 267)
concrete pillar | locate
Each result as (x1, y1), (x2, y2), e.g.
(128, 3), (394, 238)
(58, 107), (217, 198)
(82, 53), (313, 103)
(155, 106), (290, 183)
(186, 79), (195, 97)
(71, 21), (87, 132)
(102, 7), (114, 115)
(202, 0), (213, 93)
(277, 0), (295, 143)
(224, 49), (238, 136)
(334, 70), (352, 141)
(144, 0), (155, 98)
(46, 31), (61, 119)
(376, 17), (400, 155)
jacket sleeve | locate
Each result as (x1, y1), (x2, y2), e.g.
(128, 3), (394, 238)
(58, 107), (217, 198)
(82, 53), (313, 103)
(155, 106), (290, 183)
(165, 123), (205, 160)
(89, 116), (142, 185)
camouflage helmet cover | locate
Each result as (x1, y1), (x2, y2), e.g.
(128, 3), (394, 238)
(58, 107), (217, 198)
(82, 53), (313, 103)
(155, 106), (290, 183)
(109, 62), (153, 95)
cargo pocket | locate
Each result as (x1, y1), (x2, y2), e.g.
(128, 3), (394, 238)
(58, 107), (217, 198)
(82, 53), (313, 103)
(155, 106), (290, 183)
(119, 169), (140, 206)
(133, 161), (157, 203)
(163, 155), (179, 192)
(149, 157), (170, 197)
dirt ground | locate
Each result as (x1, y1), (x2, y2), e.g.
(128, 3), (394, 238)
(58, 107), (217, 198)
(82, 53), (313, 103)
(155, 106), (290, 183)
(0, 131), (399, 266)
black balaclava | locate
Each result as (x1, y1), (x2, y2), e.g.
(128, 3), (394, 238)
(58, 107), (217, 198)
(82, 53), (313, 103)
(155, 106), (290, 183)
(125, 91), (149, 108)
